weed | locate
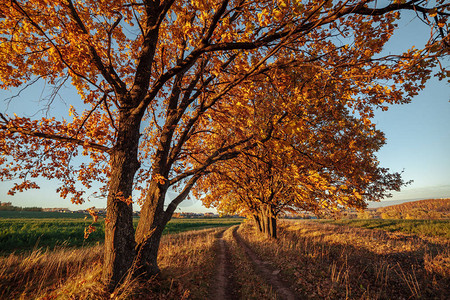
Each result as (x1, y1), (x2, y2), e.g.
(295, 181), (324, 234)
(237, 220), (449, 299)
(1, 227), (229, 299)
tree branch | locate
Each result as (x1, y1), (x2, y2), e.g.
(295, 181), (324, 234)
(65, 0), (128, 96)
(0, 114), (111, 153)
(163, 173), (202, 224)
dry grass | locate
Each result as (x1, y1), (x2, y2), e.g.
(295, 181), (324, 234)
(158, 227), (223, 299)
(3, 221), (448, 299)
(237, 220), (450, 299)
(0, 245), (104, 299)
(223, 226), (278, 299)
(0, 228), (223, 299)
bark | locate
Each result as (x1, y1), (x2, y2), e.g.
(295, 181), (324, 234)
(133, 108), (185, 277)
(102, 112), (141, 291)
(133, 173), (200, 278)
(258, 207), (277, 239)
(260, 212), (269, 235)
(134, 180), (167, 278)
(269, 216), (277, 239)
(264, 215), (271, 237)
(254, 214), (263, 232)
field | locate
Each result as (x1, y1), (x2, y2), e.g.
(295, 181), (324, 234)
(0, 211), (242, 254)
(1, 217), (449, 299)
(321, 219), (450, 238)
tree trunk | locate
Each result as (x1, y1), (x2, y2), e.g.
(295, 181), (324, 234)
(264, 214), (270, 236)
(102, 113), (141, 291)
(259, 211), (266, 234)
(134, 180), (167, 278)
(254, 214), (262, 232)
(269, 216), (277, 239)
(259, 207), (277, 239)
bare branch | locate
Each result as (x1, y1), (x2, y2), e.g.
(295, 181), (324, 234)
(65, 0), (128, 96)
(10, 0), (104, 92)
(0, 113), (111, 153)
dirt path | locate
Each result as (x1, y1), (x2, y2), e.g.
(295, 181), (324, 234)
(231, 227), (300, 300)
(209, 229), (238, 300)
(210, 226), (301, 300)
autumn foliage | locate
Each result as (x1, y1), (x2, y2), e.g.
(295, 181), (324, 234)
(194, 66), (409, 237)
(0, 0), (449, 290)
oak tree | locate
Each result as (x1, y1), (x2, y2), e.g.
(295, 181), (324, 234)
(0, 0), (448, 290)
(195, 66), (407, 238)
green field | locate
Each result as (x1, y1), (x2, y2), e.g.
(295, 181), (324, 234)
(321, 219), (450, 238)
(0, 210), (87, 219)
(0, 212), (242, 254)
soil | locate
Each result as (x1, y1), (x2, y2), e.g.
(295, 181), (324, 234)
(231, 227), (300, 300)
(209, 226), (301, 300)
(209, 230), (239, 300)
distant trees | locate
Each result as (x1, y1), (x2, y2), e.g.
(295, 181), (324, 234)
(194, 66), (408, 238)
(0, 203), (42, 211)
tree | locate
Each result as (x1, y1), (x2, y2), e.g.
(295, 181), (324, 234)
(0, 0), (448, 291)
(194, 66), (407, 238)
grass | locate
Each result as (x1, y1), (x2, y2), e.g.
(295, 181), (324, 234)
(237, 220), (449, 299)
(0, 216), (242, 254)
(161, 218), (242, 234)
(0, 210), (87, 219)
(223, 226), (278, 299)
(320, 218), (450, 238)
(2, 217), (448, 299)
(0, 227), (229, 299)
(0, 218), (105, 253)
(0, 245), (105, 299)
(158, 228), (222, 299)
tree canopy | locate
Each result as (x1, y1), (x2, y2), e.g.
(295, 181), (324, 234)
(194, 66), (407, 237)
(0, 0), (448, 290)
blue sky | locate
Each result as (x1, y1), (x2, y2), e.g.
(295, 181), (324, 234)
(371, 9), (450, 205)
(372, 74), (450, 204)
(0, 9), (449, 213)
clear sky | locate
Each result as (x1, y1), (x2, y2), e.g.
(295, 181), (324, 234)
(0, 8), (449, 213)
(371, 9), (450, 205)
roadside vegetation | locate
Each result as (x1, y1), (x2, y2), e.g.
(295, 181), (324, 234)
(0, 216), (242, 254)
(1, 216), (448, 299)
(237, 220), (449, 299)
(0, 227), (225, 299)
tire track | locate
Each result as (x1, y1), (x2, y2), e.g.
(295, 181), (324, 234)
(231, 226), (301, 300)
(209, 229), (238, 300)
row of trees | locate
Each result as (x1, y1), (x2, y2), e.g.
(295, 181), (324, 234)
(0, 0), (448, 292)
(0, 203), (42, 211)
(194, 66), (407, 238)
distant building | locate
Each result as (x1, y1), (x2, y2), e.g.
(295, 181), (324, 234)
(42, 208), (70, 213)
(180, 212), (204, 218)
(204, 212), (218, 218)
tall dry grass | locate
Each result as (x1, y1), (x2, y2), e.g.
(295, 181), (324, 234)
(158, 227), (223, 299)
(222, 226), (278, 299)
(0, 227), (224, 299)
(0, 245), (104, 299)
(237, 220), (450, 299)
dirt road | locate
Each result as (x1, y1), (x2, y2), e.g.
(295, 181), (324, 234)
(210, 226), (300, 300)
(209, 230), (238, 300)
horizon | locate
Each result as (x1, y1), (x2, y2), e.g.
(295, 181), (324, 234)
(2, 197), (449, 212)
